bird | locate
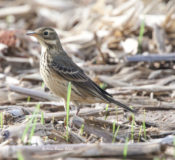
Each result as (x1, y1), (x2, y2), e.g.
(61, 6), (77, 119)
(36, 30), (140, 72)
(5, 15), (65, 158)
(27, 27), (135, 114)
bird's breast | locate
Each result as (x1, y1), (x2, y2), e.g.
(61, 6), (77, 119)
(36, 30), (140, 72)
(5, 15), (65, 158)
(40, 50), (68, 99)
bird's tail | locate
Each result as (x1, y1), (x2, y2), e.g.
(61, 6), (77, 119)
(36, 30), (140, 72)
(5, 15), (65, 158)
(90, 80), (136, 113)
(106, 96), (136, 113)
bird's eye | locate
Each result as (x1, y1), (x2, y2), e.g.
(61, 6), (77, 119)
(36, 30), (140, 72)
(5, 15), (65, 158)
(43, 31), (48, 36)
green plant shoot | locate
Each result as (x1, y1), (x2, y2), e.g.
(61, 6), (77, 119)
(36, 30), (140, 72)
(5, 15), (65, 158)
(112, 125), (120, 143)
(123, 137), (129, 159)
(66, 82), (71, 141)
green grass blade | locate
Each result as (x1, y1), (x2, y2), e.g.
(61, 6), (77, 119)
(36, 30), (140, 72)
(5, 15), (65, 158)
(0, 112), (3, 128)
(17, 151), (24, 160)
(27, 96), (31, 102)
(130, 114), (135, 141)
(142, 110), (146, 140)
(100, 83), (107, 90)
(29, 104), (40, 141)
(104, 104), (109, 120)
(112, 125), (120, 143)
(22, 121), (31, 142)
(123, 137), (129, 159)
(138, 19), (145, 53)
(41, 82), (45, 89)
(137, 125), (142, 142)
(80, 124), (84, 136)
(112, 121), (116, 134)
(153, 157), (160, 160)
(22, 103), (40, 143)
(29, 115), (38, 141)
(173, 136), (175, 158)
(66, 82), (71, 141)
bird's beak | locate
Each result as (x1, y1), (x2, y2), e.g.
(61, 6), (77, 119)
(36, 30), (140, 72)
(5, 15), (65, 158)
(26, 31), (39, 37)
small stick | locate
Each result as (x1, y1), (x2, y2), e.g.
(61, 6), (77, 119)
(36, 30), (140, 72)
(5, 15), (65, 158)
(9, 85), (57, 101)
(126, 53), (175, 62)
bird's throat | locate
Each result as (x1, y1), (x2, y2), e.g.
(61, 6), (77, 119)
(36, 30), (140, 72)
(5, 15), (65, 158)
(41, 45), (47, 55)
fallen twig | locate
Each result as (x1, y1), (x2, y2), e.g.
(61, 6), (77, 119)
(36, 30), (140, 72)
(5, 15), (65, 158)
(9, 85), (58, 101)
(28, 108), (116, 122)
(126, 53), (175, 62)
(0, 5), (32, 18)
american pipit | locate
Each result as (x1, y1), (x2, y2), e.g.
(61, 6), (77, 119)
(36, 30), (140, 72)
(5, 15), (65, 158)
(27, 27), (135, 113)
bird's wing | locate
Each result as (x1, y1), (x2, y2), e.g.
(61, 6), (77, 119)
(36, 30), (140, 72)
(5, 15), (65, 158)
(51, 59), (88, 82)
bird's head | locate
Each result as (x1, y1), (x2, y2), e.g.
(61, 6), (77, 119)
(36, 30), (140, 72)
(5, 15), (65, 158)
(27, 27), (60, 48)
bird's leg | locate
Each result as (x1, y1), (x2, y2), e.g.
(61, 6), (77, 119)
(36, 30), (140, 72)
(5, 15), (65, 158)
(73, 101), (81, 116)
(64, 100), (67, 126)
(76, 107), (80, 116)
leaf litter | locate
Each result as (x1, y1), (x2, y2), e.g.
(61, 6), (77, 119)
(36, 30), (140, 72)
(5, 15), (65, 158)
(0, 0), (175, 159)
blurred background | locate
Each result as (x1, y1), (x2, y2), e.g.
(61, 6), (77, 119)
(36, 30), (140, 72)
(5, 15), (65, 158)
(1, 0), (175, 59)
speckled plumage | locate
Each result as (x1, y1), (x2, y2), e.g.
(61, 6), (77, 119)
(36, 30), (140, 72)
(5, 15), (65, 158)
(27, 27), (135, 113)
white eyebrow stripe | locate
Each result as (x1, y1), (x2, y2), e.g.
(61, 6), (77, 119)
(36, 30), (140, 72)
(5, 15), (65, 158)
(45, 39), (57, 45)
